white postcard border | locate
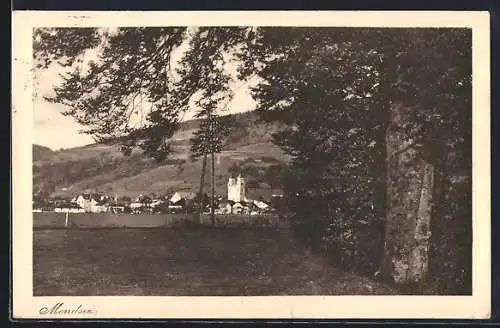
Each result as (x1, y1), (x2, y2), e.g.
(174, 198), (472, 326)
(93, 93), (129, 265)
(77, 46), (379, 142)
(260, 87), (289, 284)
(11, 10), (491, 319)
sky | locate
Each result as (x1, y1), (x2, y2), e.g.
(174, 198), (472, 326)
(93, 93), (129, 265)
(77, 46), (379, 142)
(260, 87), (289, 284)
(33, 31), (259, 150)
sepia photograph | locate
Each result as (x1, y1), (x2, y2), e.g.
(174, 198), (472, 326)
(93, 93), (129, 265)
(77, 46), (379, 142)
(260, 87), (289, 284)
(12, 11), (490, 319)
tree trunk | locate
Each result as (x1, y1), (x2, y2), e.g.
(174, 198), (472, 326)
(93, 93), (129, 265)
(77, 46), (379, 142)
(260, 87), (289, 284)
(210, 150), (216, 226)
(197, 153), (208, 223)
(380, 102), (434, 290)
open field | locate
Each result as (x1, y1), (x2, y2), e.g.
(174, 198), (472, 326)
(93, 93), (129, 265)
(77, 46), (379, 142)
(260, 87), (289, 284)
(33, 212), (284, 229)
(34, 227), (398, 296)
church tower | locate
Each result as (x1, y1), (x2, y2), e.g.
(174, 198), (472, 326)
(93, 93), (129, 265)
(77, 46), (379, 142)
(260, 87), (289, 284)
(228, 174), (246, 202)
(236, 174), (246, 202)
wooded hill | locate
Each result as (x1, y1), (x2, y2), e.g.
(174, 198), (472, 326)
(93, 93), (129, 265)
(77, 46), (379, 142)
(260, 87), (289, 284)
(33, 111), (290, 199)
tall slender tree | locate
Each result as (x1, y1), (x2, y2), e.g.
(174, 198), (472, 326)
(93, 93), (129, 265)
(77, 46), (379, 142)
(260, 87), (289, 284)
(172, 27), (243, 224)
(188, 107), (233, 223)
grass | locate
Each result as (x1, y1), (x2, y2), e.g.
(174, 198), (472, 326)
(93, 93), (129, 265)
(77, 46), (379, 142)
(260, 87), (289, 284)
(33, 227), (399, 296)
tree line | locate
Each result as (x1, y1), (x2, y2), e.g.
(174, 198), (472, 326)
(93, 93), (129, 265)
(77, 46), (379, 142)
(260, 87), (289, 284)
(34, 27), (472, 294)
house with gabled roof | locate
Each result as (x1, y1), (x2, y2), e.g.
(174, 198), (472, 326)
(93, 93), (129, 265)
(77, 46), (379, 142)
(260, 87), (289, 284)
(75, 193), (109, 213)
(170, 191), (196, 205)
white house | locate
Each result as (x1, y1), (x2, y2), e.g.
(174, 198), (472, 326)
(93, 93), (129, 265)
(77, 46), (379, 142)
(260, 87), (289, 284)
(231, 202), (252, 214)
(54, 203), (85, 213)
(253, 200), (270, 210)
(151, 199), (164, 208)
(232, 202), (242, 214)
(223, 203), (233, 214)
(75, 195), (86, 210)
(170, 191), (196, 204)
(90, 202), (109, 213)
(167, 204), (184, 214)
(75, 193), (109, 213)
(76, 194), (94, 212)
(130, 201), (144, 209)
(130, 194), (153, 209)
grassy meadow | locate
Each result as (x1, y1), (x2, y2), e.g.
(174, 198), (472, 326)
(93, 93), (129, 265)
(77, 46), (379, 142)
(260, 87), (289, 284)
(33, 227), (398, 296)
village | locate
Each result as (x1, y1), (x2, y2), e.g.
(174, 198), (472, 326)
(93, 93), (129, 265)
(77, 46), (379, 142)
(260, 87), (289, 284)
(32, 175), (286, 216)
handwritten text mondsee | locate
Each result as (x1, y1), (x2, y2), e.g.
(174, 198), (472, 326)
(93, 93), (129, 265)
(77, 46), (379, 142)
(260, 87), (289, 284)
(39, 302), (95, 315)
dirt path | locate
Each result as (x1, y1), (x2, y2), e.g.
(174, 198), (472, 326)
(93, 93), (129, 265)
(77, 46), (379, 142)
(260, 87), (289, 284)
(33, 228), (398, 296)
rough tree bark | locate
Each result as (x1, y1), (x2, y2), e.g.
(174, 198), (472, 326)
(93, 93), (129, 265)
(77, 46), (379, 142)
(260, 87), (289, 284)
(379, 102), (434, 290)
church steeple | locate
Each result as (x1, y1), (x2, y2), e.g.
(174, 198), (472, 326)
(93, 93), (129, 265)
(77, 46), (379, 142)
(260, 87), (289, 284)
(228, 174), (246, 202)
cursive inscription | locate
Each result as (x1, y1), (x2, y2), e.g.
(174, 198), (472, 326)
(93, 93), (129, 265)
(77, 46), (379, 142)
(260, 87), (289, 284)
(39, 302), (95, 315)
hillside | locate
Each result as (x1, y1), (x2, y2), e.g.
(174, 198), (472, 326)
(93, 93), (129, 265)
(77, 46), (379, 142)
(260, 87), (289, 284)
(33, 144), (54, 161)
(33, 111), (291, 199)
